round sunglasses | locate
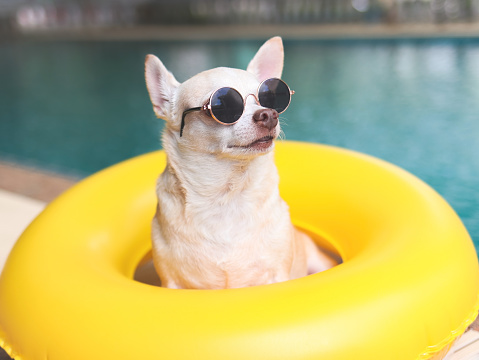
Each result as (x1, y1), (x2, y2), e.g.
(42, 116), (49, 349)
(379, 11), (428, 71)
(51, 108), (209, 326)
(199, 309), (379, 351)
(180, 78), (294, 137)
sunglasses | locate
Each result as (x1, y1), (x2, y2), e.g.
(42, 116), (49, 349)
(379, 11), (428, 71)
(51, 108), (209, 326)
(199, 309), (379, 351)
(180, 78), (294, 137)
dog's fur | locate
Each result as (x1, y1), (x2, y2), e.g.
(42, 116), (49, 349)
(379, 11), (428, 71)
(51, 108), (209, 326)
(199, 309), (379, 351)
(145, 37), (336, 289)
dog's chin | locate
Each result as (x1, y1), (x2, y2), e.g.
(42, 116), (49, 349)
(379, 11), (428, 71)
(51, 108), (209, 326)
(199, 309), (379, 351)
(227, 135), (276, 155)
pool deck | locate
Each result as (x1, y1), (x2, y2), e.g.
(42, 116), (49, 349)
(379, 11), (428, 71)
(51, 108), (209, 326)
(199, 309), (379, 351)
(6, 22), (479, 42)
(0, 160), (478, 359)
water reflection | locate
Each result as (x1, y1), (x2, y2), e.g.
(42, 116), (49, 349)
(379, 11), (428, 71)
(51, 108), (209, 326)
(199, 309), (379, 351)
(0, 39), (478, 251)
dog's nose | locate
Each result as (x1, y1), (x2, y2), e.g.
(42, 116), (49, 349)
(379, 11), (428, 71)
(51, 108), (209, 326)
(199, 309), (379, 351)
(253, 109), (279, 130)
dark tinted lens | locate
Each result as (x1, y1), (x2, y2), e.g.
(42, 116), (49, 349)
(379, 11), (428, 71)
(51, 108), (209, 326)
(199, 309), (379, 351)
(258, 78), (291, 113)
(210, 87), (244, 124)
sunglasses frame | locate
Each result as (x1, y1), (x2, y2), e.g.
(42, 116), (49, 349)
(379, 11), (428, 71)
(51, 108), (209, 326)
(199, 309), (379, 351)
(180, 78), (294, 137)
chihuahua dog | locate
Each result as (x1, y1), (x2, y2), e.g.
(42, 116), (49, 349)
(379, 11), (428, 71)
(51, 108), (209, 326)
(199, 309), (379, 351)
(144, 37), (336, 289)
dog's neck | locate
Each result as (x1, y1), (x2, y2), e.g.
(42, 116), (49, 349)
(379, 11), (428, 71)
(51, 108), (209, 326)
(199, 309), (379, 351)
(162, 131), (279, 205)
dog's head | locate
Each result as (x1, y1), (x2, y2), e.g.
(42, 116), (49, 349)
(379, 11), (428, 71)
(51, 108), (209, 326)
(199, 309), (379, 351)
(145, 37), (288, 159)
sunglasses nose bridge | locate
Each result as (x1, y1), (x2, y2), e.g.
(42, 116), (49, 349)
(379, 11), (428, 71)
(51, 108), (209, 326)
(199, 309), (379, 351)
(243, 93), (261, 106)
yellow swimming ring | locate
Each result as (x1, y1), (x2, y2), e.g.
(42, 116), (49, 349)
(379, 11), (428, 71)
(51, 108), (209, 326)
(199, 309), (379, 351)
(1, 141), (478, 360)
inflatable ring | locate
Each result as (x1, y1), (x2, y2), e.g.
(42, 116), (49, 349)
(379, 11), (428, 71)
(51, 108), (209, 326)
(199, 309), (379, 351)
(1, 141), (478, 360)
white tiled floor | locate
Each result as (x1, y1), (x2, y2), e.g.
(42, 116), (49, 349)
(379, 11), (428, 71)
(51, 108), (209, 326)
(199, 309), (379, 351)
(0, 190), (46, 359)
(0, 189), (45, 271)
(445, 330), (479, 360)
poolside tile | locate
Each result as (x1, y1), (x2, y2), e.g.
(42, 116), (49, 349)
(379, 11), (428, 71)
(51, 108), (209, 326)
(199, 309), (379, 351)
(0, 161), (78, 203)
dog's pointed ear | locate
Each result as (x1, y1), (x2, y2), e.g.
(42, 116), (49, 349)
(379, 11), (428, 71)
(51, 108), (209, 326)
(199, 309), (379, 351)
(247, 36), (284, 82)
(145, 54), (180, 120)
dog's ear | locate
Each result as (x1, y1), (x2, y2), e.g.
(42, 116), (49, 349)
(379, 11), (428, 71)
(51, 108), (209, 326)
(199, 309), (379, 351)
(145, 54), (180, 120)
(247, 36), (284, 82)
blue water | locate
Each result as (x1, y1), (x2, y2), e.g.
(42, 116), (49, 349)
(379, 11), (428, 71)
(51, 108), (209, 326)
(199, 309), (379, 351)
(1, 38), (478, 253)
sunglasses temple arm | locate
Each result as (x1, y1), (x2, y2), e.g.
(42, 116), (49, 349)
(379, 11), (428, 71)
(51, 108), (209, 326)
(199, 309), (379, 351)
(180, 107), (202, 137)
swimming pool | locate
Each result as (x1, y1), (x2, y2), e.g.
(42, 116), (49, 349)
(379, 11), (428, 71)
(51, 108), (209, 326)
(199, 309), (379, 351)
(1, 37), (478, 253)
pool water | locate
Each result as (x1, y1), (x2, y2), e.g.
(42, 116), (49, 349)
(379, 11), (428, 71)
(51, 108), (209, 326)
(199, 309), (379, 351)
(1, 38), (478, 253)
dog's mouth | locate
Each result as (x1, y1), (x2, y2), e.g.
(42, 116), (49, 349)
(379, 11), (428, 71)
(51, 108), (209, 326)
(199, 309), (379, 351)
(249, 135), (274, 148)
(228, 135), (275, 151)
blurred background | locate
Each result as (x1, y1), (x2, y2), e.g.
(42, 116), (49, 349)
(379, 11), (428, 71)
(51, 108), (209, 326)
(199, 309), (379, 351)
(1, 0), (479, 32)
(0, 0), (478, 256)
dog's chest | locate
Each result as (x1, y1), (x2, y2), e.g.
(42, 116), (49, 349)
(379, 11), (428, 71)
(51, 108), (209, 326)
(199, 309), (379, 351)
(187, 190), (271, 233)
(153, 155), (294, 287)
(165, 203), (293, 288)
(156, 183), (293, 279)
